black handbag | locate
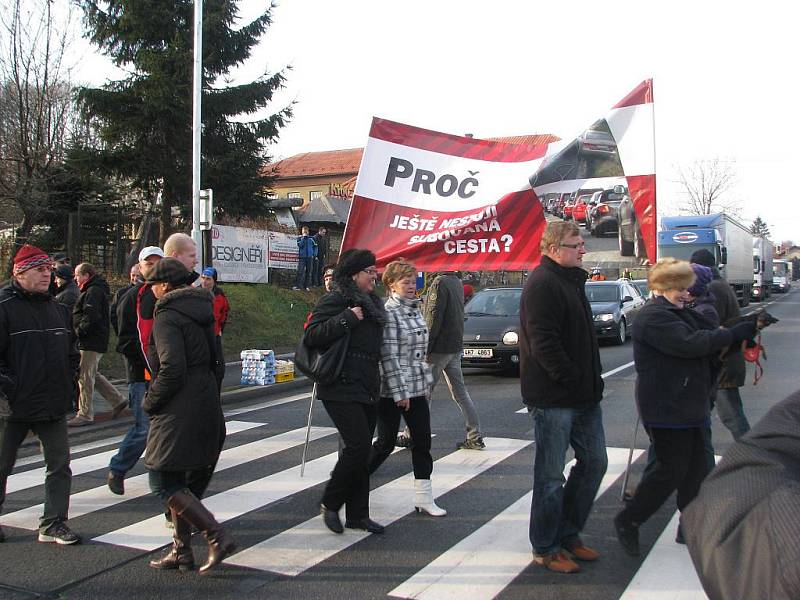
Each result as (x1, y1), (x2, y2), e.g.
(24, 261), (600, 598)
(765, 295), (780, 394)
(294, 329), (350, 385)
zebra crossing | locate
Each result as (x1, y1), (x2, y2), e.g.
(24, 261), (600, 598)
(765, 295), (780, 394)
(2, 401), (709, 600)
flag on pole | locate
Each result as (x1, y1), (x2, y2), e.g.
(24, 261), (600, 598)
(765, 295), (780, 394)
(341, 79), (655, 270)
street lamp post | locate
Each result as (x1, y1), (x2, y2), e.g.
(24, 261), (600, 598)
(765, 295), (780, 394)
(191, 0), (203, 269)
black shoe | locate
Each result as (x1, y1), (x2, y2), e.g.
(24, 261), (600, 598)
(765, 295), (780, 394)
(107, 472), (125, 495)
(675, 524), (685, 545)
(321, 504), (343, 534)
(457, 437), (486, 450)
(38, 521), (81, 545)
(345, 518), (385, 534)
(614, 513), (640, 557)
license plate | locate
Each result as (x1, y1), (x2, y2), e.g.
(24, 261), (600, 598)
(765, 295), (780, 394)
(463, 348), (493, 358)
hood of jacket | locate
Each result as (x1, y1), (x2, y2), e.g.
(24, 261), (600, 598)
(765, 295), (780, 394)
(155, 286), (215, 327)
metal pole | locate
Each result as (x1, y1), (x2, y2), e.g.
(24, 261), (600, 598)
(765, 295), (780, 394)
(191, 0), (203, 268)
(620, 416), (640, 502)
(300, 384), (317, 477)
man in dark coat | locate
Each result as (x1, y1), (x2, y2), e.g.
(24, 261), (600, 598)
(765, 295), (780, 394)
(106, 247), (162, 496)
(690, 249), (750, 440)
(69, 263), (126, 426)
(0, 245), (81, 545)
(312, 227), (330, 286)
(683, 389), (800, 600)
(519, 221), (607, 573)
(109, 263), (141, 337)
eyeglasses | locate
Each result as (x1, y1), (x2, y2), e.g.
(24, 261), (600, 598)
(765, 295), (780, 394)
(361, 268), (378, 275)
(559, 242), (586, 250)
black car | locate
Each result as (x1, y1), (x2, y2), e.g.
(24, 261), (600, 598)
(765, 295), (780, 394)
(461, 287), (521, 372)
(585, 280), (645, 345)
(587, 189), (625, 236)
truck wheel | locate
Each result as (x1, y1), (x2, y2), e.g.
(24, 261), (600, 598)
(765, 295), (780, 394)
(618, 227), (634, 256)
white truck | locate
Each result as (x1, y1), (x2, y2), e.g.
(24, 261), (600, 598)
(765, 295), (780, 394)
(752, 237), (774, 301)
(658, 213), (753, 306)
(773, 259), (791, 293)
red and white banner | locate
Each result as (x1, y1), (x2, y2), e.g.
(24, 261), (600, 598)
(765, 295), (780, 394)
(342, 79), (656, 269)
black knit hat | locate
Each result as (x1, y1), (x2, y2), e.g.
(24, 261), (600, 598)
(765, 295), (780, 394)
(690, 249), (716, 268)
(55, 265), (74, 279)
(145, 257), (193, 286)
(335, 249), (376, 278)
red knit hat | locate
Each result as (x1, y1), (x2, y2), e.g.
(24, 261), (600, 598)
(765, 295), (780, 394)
(13, 244), (51, 276)
(463, 284), (474, 299)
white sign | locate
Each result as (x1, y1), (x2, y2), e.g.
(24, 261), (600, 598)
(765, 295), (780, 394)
(211, 225), (269, 283)
(274, 207), (296, 229)
(268, 231), (299, 270)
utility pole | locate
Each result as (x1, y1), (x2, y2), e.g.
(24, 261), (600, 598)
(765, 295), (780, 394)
(191, 0), (203, 270)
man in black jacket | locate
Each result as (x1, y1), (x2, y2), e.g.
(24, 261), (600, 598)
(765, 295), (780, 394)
(69, 263), (126, 426)
(519, 222), (607, 573)
(0, 245), (81, 544)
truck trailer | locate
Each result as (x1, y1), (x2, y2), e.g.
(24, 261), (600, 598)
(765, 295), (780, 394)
(658, 213), (753, 306)
(752, 237), (774, 301)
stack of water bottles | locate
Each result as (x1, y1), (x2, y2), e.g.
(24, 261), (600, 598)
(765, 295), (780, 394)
(240, 349), (276, 386)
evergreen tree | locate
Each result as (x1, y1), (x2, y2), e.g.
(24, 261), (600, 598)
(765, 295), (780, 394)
(750, 216), (771, 238)
(75, 0), (292, 240)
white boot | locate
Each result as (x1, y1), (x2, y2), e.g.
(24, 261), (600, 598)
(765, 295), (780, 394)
(414, 479), (447, 517)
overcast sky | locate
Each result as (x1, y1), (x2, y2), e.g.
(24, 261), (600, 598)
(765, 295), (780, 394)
(73, 0), (800, 243)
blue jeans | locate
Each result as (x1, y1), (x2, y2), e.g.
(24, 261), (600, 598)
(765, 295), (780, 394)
(295, 257), (313, 289)
(109, 382), (148, 477)
(530, 405), (608, 555)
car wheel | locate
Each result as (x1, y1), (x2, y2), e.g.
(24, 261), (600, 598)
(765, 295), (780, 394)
(619, 226), (634, 256)
(613, 319), (627, 345)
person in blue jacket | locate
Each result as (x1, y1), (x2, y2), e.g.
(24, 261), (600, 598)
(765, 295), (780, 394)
(294, 226), (317, 291)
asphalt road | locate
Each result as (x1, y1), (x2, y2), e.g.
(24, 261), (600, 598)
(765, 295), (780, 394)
(1, 287), (797, 600)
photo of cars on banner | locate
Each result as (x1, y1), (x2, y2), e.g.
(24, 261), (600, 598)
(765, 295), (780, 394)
(530, 117), (654, 272)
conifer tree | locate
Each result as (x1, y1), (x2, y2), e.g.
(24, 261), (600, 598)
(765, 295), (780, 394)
(75, 0), (291, 240)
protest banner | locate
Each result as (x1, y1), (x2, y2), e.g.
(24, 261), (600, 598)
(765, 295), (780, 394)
(342, 79), (656, 270)
(268, 231), (300, 270)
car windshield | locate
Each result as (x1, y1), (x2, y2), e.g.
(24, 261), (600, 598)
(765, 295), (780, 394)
(585, 284), (620, 303)
(465, 289), (521, 316)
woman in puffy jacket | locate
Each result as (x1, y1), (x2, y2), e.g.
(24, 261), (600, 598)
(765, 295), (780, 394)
(304, 249), (387, 535)
(143, 258), (234, 573)
(368, 259), (446, 517)
(613, 258), (757, 557)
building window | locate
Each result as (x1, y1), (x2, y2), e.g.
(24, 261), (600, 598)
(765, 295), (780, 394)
(287, 192), (302, 199)
(310, 191), (323, 202)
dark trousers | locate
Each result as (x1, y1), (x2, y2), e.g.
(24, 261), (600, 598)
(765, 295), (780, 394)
(148, 465), (215, 503)
(0, 418), (71, 531)
(295, 257), (313, 289)
(620, 426), (707, 525)
(369, 396), (432, 479)
(321, 400), (377, 521)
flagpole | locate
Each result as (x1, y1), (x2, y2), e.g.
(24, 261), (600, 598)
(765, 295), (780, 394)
(650, 78), (658, 261)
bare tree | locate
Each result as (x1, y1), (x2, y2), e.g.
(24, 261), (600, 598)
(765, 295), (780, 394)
(674, 158), (740, 216)
(0, 0), (77, 273)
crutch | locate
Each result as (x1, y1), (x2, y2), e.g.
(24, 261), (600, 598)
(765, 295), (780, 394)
(300, 383), (317, 477)
(620, 416), (640, 502)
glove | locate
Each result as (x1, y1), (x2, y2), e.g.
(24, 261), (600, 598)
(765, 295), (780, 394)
(729, 320), (758, 343)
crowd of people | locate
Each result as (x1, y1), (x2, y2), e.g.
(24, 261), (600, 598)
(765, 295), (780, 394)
(0, 222), (791, 596)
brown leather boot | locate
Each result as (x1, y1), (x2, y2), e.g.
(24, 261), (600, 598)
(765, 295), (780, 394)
(149, 509), (195, 571)
(167, 489), (236, 573)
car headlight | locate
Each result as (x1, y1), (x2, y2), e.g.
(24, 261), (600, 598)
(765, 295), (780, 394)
(502, 331), (519, 346)
(594, 313), (614, 322)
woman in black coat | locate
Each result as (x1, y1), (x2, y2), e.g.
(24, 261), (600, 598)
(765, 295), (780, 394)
(143, 258), (234, 573)
(304, 249), (387, 535)
(614, 258), (757, 557)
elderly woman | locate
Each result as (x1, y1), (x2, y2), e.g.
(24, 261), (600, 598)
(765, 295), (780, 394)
(304, 249), (387, 535)
(613, 258), (756, 557)
(144, 258), (233, 573)
(368, 259), (446, 517)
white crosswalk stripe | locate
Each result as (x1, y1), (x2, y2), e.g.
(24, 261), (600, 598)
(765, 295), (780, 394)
(3, 421), (704, 600)
(2, 424), (335, 530)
